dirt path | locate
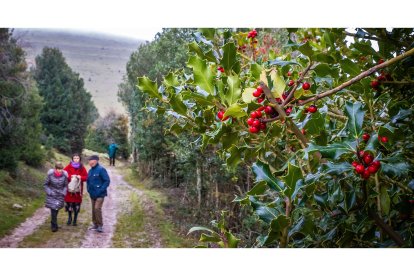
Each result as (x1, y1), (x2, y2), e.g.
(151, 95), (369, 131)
(0, 165), (164, 248)
(0, 207), (50, 248)
(80, 167), (128, 248)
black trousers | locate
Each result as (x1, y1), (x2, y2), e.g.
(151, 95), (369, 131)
(50, 209), (59, 230)
(109, 157), (116, 166)
(65, 202), (81, 225)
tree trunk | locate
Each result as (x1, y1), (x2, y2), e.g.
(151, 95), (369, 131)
(196, 159), (202, 210)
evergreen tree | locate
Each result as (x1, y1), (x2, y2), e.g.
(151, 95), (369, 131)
(34, 47), (98, 154)
(0, 28), (44, 170)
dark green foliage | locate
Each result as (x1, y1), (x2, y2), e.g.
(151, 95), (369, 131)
(34, 47), (98, 154)
(0, 28), (45, 170)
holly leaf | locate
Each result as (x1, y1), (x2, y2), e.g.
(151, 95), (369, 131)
(224, 75), (242, 106)
(187, 55), (215, 94)
(221, 42), (238, 73)
(225, 232), (240, 248)
(381, 156), (411, 178)
(250, 63), (263, 79)
(242, 88), (256, 103)
(223, 103), (247, 118)
(284, 162), (303, 198)
(344, 101), (365, 139)
(169, 93), (187, 115)
(340, 59), (360, 75)
(252, 161), (285, 192)
(247, 182), (267, 196)
(307, 140), (357, 159)
(298, 42), (314, 58)
(262, 215), (289, 246)
(270, 70), (286, 99)
(137, 76), (162, 100)
(163, 72), (179, 87)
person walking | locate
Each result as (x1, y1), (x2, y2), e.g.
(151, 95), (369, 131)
(63, 153), (88, 226)
(86, 155), (110, 233)
(44, 162), (68, 232)
(108, 142), (118, 166)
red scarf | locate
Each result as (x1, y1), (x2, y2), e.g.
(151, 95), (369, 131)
(54, 170), (63, 177)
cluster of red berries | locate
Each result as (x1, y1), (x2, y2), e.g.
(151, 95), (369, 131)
(217, 110), (229, 121)
(362, 132), (388, 143)
(370, 71), (392, 90)
(217, 66), (224, 73)
(352, 150), (381, 180)
(305, 105), (318, 113)
(246, 105), (281, 133)
(247, 29), (258, 39)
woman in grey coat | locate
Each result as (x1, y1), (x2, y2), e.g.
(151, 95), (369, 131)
(44, 162), (68, 232)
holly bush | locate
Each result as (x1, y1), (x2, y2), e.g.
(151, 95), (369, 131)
(137, 28), (414, 247)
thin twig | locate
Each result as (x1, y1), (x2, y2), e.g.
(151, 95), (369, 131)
(298, 48), (414, 106)
(282, 62), (314, 107)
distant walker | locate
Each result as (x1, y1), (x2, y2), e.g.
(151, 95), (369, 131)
(108, 142), (119, 166)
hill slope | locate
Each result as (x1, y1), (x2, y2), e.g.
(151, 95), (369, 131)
(13, 29), (143, 116)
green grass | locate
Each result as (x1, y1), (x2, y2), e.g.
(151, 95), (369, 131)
(112, 192), (153, 248)
(115, 166), (195, 248)
(0, 163), (46, 238)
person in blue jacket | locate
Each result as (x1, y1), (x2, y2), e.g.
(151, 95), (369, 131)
(86, 155), (110, 233)
(108, 142), (119, 166)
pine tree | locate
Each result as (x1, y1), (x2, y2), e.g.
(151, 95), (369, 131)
(0, 28), (44, 170)
(34, 47), (97, 154)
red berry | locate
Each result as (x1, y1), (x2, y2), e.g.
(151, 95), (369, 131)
(247, 118), (255, 126)
(217, 66), (224, 73)
(218, 111), (229, 121)
(282, 93), (288, 100)
(368, 165), (379, 174)
(362, 169), (371, 179)
(288, 80), (295, 87)
(381, 136), (388, 143)
(276, 98), (282, 104)
(259, 123), (266, 130)
(256, 86), (263, 94)
(253, 89), (262, 97)
(371, 80), (380, 89)
(355, 164), (365, 174)
(378, 58), (384, 64)
(264, 106), (274, 115)
(377, 75), (386, 82)
(285, 107), (292, 115)
(249, 126), (259, 133)
(287, 71), (292, 77)
(255, 110), (262, 118)
(250, 111), (257, 118)
(372, 160), (381, 169)
(302, 82), (311, 90)
(257, 106), (265, 112)
(352, 161), (359, 167)
(252, 119), (261, 127)
(363, 154), (374, 165)
(257, 97), (264, 103)
(308, 105), (317, 113)
(301, 129), (306, 135)
(358, 150), (365, 157)
(362, 133), (370, 142)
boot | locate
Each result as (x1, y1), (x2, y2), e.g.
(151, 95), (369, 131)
(67, 211), (72, 225)
(72, 211), (78, 226)
(51, 209), (58, 232)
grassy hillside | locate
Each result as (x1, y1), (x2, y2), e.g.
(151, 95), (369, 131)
(12, 29), (143, 116)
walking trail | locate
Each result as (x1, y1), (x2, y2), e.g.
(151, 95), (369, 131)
(0, 166), (162, 248)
